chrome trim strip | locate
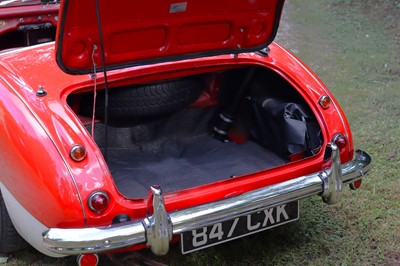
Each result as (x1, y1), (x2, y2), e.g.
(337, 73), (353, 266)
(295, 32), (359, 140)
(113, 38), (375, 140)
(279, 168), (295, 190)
(42, 145), (372, 256)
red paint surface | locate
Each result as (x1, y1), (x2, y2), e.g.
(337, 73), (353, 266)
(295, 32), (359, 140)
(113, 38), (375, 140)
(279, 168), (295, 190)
(0, 39), (353, 252)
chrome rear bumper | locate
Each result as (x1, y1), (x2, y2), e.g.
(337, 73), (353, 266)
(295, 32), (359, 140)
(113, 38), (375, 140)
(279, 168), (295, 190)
(43, 144), (371, 255)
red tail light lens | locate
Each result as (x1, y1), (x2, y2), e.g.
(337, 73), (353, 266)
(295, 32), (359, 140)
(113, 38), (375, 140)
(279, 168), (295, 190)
(350, 179), (362, 190)
(333, 134), (347, 150)
(319, 95), (331, 109)
(77, 254), (99, 266)
(70, 144), (87, 162)
(88, 191), (110, 213)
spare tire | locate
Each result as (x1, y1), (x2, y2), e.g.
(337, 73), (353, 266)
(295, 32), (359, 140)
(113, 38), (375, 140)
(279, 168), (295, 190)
(80, 78), (203, 118)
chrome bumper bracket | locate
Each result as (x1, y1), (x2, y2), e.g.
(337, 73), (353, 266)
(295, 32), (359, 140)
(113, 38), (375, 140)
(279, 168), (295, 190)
(143, 186), (172, 256)
(320, 143), (343, 205)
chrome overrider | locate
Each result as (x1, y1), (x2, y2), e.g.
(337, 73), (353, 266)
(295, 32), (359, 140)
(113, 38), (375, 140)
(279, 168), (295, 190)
(43, 143), (372, 256)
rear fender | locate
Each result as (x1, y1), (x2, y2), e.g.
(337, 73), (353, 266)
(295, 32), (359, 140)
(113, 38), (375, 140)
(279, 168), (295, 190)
(0, 78), (85, 230)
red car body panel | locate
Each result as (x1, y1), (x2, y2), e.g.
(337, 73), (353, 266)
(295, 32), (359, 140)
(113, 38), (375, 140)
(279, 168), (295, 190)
(0, 0), (371, 259)
(0, 40), (352, 231)
(56, 0), (284, 73)
(0, 1), (59, 50)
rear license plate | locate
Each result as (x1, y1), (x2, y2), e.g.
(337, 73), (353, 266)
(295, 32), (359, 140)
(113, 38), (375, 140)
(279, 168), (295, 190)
(181, 201), (299, 254)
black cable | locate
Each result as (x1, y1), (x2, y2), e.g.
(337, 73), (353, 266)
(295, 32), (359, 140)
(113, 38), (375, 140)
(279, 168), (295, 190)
(94, 0), (109, 161)
(212, 66), (256, 142)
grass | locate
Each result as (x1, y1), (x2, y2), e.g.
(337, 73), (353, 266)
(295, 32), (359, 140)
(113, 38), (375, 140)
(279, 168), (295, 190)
(6, 0), (400, 265)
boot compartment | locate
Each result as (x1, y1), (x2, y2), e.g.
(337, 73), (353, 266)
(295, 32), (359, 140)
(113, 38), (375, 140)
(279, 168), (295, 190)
(67, 66), (322, 198)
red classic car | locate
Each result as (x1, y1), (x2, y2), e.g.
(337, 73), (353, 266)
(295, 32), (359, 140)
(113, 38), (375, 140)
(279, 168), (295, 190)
(0, 0), (371, 265)
(0, 0), (59, 50)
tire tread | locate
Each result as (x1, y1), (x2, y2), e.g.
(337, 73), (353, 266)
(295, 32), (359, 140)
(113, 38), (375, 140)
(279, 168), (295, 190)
(0, 192), (28, 254)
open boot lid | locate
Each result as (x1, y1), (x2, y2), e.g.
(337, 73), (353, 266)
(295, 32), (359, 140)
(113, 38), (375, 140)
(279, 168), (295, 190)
(56, 0), (285, 74)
